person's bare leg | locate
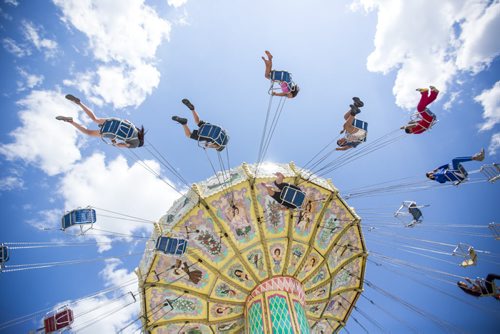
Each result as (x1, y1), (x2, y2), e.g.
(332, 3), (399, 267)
(69, 121), (101, 137)
(262, 51), (273, 79)
(78, 101), (106, 125)
(342, 110), (357, 133)
(261, 183), (276, 196)
(182, 124), (192, 138)
(191, 109), (201, 125)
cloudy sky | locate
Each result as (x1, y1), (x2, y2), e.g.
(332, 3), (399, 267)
(0, 0), (499, 333)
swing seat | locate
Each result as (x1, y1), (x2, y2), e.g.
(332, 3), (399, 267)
(271, 70), (292, 84)
(408, 206), (423, 222)
(0, 243), (9, 268)
(44, 307), (74, 333)
(279, 185), (306, 209)
(155, 237), (188, 255)
(410, 109), (438, 130)
(453, 243), (477, 267)
(449, 164), (468, 185)
(480, 163), (500, 183)
(198, 123), (230, 151)
(100, 118), (137, 144)
(61, 208), (96, 231)
(352, 119), (368, 141)
(489, 222), (500, 240)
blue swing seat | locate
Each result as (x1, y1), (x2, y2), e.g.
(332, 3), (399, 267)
(279, 185), (306, 209)
(61, 208), (97, 231)
(100, 118), (137, 144)
(198, 123), (230, 151)
(352, 119), (368, 142)
(271, 70), (292, 84)
(0, 243), (9, 268)
(408, 205), (423, 223)
(155, 237), (188, 255)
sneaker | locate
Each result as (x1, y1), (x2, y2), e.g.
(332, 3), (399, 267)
(65, 94), (80, 104)
(55, 116), (73, 122)
(172, 116), (187, 125)
(349, 104), (361, 116)
(429, 85), (439, 93)
(181, 99), (195, 111)
(416, 88), (429, 93)
(473, 148), (485, 161)
(352, 97), (364, 108)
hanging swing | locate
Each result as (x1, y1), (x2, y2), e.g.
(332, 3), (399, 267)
(279, 185), (306, 209)
(197, 123), (230, 152)
(43, 306), (74, 333)
(268, 70), (296, 95)
(0, 243), (9, 270)
(155, 236), (188, 256)
(452, 243), (478, 267)
(61, 207), (97, 234)
(480, 163), (500, 183)
(99, 118), (138, 146)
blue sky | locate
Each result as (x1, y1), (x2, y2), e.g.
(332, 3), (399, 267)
(0, 0), (499, 333)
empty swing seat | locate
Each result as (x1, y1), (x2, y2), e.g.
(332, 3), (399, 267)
(155, 237), (188, 255)
(61, 208), (97, 231)
(198, 124), (230, 151)
(0, 243), (9, 268)
(100, 118), (137, 143)
(279, 185), (306, 209)
(480, 163), (500, 183)
(44, 307), (74, 333)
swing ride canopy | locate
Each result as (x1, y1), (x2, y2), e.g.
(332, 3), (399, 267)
(137, 162), (367, 333)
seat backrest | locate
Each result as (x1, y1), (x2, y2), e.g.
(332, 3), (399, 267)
(100, 118), (137, 141)
(279, 185), (306, 208)
(61, 208), (96, 230)
(199, 124), (229, 151)
(156, 237), (188, 255)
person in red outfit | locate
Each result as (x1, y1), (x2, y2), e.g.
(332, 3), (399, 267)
(401, 86), (439, 134)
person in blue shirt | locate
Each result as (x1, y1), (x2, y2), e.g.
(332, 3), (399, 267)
(426, 149), (485, 184)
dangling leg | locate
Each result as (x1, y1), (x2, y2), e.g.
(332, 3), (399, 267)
(66, 94), (106, 125)
(451, 149), (485, 169)
(416, 87), (439, 113)
(172, 116), (192, 138)
(68, 120), (101, 137)
(262, 50), (273, 79)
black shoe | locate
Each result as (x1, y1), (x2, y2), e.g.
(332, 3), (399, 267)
(172, 116), (187, 125)
(349, 104), (361, 116)
(352, 97), (364, 108)
(65, 94), (80, 104)
(182, 99), (195, 110)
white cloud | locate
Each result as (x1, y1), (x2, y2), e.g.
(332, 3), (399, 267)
(57, 153), (179, 251)
(3, 38), (30, 57)
(26, 208), (61, 230)
(65, 63), (161, 109)
(167, 0), (188, 8)
(53, 0), (171, 108)
(488, 133), (500, 155)
(17, 67), (44, 92)
(57, 260), (140, 334)
(21, 20), (58, 58)
(456, 1), (500, 73)
(351, 0), (500, 110)
(0, 176), (24, 191)
(474, 80), (500, 131)
(443, 91), (460, 111)
(4, 0), (19, 6)
(0, 90), (83, 176)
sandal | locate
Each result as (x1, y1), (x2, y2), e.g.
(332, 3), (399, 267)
(352, 97), (364, 108)
(65, 94), (80, 104)
(182, 99), (195, 111)
(56, 116), (73, 122)
(172, 116), (187, 125)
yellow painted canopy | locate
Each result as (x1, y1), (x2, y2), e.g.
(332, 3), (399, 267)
(137, 162), (367, 334)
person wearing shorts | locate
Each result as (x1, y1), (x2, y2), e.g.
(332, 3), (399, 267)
(172, 99), (222, 149)
(262, 50), (300, 98)
(261, 172), (301, 209)
(336, 97), (366, 151)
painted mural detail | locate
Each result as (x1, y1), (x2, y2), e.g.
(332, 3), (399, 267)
(256, 184), (286, 234)
(156, 256), (208, 288)
(212, 189), (256, 242)
(228, 264), (254, 288)
(216, 318), (244, 332)
(246, 248), (267, 277)
(294, 187), (324, 236)
(184, 210), (228, 262)
(149, 289), (203, 321)
(270, 243), (285, 273)
(214, 281), (244, 300)
(286, 244), (306, 275)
